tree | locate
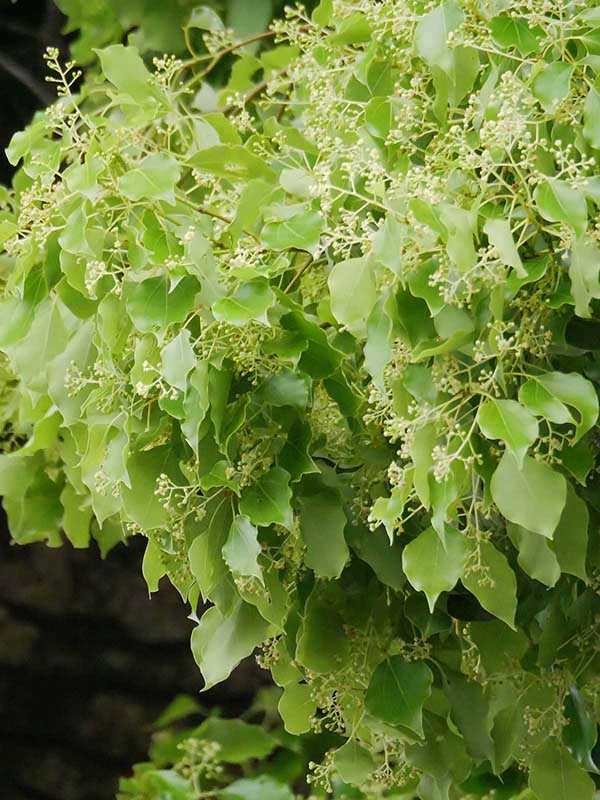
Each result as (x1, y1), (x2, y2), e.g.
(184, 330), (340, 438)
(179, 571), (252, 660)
(1, 1), (600, 797)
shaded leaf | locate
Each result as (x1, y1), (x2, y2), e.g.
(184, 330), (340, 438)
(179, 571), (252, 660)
(529, 741), (595, 800)
(299, 490), (349, 579)
(402, 525), (467, 612)
(365, 655), (433, 737)
(118, 154), (181, 205)
(490, 451), (567, 539)
(328, 257), (377, 339)
(278, 683), (316, 735)
(491, 15), (541, 55)
(222, 515), (263, 583)
(534, 179), (588, 237)
(191, 600), (270, 690)
(462, 540), (517, 629)
(477, 398), (538, 467)
(239, 467), (293, 530)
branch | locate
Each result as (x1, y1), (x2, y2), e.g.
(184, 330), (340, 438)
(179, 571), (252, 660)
(0, 51), (54, 105)
(0, 17), (39, 39)
(184, 24), (310, 89)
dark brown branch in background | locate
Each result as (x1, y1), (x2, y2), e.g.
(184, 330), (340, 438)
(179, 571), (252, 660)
(0, 50), (53, 104)
(0, 17), (40, 39)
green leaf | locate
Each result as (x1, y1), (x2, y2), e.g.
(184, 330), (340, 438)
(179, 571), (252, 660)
(415, 1), (464, 72)
(192, 718), (276, 763)
(529, 741), (595, 800)
(261, 370), (309, 409)
(365, 655), (433, 737)
(188, 501), (230, 600)
(328, 12), (372, 46)
(212, 279), (275, 325)
(64, 155), (105, 201)
(152, 694), (201, 728)
(280, 311), (343, 378)
(430, 461), (465, 543)
(410, 422), (436, 509)
(0, 454), (62, 544)
(278, 418), (318, 481)
(348, 524), (406, 591)
(534, 178), (588, 237)
(507, 522), (561, 587)
(519, 378), (573, 427)
(477, 398), (538, 467)
(160, 329), (196, 390)
(124, 275), (197, 333)
(444, 671), (495, 762)
(402, 525), (468, 612)
(142, 538), (167, 594)
(222, 515), (263, 583)
(122, 770), (192, 800)
(365, 291), (396, 392)
(372, 214), (405, 274)
(6, 297), (68, 393)
(583, 86), (600, 148)
(239, 467), (293, 530)
(60, 483), (92, 549)
(278, 683), (316, 735)
(227, 0), (271, 36)
(328, 257), (378, 339)
(118, 154), (181, 206)
(182, 363), (211, 454)
(121, 445), (179, 530)
(440, 205), (477, 272)
(370, 485), (410, 545)
(462, 540), (517, 629)
(553, 483), (589, 581)
(333, 740), (375, 787)
(520, 371), (598, 443)
(261, 210), (323, 254)
(491, 15), (541, 55)
(221, 776), (293, 800)
(569, 235), (600, 319)
(559, 438), (595, 486)
(298, 490), (349, 579)
(532, 62), (573, 112)
(484, 218), (525, 277)
(0, 268), (47, 348)
(96, 44), (160, 105)
(312, 0), (332, 27)
(186, 6), (224, 32)
(563, 686), (600, 774)
(490, 451), (567, 539)
(189, 145), (276, 182)
(191, 600), (270, 690)
(446, 46), (480, 107)
(296, 596), (349, 673)
(405, 716), (471, 795)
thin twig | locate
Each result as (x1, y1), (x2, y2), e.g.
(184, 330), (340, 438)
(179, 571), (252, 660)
(284, 255), (313, 293)
(183, 24), (310, 89)
(184, 29), (277, 89)
(222, 69), (292, 114)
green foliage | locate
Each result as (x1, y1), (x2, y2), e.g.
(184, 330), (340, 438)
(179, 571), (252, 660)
(2, 1), (600, 799)
(54, 0), (304, 64)
(117, 690), (403, 800)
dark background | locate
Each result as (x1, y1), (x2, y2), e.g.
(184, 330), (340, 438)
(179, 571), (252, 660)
(0, 3), (263, 798)
(0, 0), (63, 184)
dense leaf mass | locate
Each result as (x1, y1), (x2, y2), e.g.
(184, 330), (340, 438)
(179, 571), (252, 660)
(2, 0), (600, 797)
